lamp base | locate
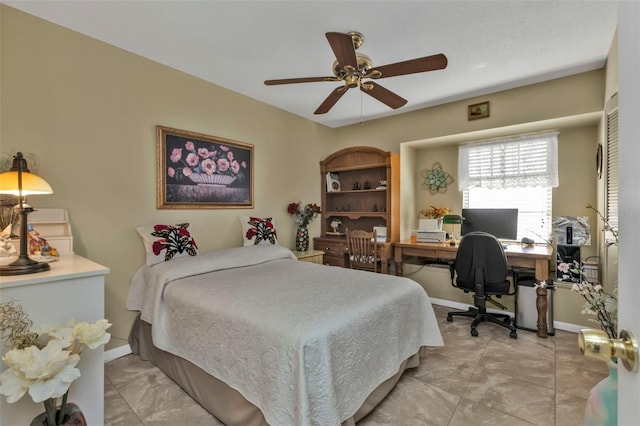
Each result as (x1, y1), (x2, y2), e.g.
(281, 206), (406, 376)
(0, 256), (50, 276)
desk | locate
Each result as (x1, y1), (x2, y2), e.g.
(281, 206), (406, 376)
(393, 241), (552, 280)
(392, 241), (553, 336)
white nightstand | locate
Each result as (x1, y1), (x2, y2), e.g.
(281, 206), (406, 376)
(293, 249), (325, 264)
(0, 254), (109, 425)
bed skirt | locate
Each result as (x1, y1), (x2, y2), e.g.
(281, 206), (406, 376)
(129, 315), (423, 425)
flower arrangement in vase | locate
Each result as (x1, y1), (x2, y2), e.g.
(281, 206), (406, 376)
(418, 205), (452, 231)
(0, 301), (111, 426)
(287, 201), (321, 227)
(418, 205), (451, 219)
(287, 201), (321, 251)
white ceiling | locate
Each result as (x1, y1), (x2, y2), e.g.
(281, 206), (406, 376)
(4, 1), (617, 128)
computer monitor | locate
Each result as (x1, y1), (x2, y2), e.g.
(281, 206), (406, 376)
(461, 208), (518, 240)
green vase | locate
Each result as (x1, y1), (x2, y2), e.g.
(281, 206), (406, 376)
(584, 360), (617, 426)
(295, 225), (309, 252)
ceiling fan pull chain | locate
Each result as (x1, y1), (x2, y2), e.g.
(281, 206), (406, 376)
(360, 90), (364, 125)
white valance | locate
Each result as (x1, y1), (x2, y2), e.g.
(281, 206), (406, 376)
(458, 131), (559, 190)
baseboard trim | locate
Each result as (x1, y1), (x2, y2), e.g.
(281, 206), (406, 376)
(104, 344), (132, 363)
(430, 298), (582, 334)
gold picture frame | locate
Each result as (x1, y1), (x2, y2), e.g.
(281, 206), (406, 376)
(157, 125), (254, 209)
(467, 101), (490, 120)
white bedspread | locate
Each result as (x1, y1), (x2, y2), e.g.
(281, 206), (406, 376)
(127, 244), (443, 426)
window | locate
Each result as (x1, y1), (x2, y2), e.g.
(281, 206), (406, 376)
(463, 186), (552, 241)
(459, 132), (559, 242)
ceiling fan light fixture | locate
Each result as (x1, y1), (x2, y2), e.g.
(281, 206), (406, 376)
(345, 74), (360, 88)
(265, 30), (447, 114)
(332, 53), (373, 78)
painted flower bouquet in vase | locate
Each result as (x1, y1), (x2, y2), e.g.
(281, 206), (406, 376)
(287, 201), (321, 252)
(0, 301), (111, 426)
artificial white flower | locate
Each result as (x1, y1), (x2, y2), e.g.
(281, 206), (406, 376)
(73, 319), (112, 350)
(32, 322), (75, 349)
(0, 343), (80, 403)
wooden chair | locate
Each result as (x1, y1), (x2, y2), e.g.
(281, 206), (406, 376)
(345, 228), (380, 273)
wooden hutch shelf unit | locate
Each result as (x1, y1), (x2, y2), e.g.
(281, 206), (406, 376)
(314, 146), (399, 272)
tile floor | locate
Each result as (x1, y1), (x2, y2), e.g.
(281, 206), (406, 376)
(104, 304), (608, 425)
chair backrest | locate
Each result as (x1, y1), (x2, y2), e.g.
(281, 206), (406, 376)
(345, 228), (379, 273)
(454, 231), (509, 293)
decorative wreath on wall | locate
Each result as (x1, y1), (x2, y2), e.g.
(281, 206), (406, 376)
(421, 162), (454, 194)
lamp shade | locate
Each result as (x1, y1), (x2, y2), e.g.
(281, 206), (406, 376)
(0, 170), (53, 195)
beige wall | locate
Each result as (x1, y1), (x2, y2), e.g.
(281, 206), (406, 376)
(0, 6), (332, 346)
(1, 5), (612, 346)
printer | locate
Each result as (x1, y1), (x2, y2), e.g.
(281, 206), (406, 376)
(411, 230), (447, 243)
(412, 218), (447, 242)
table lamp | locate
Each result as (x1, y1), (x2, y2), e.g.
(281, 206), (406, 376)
(0, 152), (53, 276)
(443, 214), (464, 244)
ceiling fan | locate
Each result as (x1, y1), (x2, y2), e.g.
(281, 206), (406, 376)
(264, 31), (448, 115)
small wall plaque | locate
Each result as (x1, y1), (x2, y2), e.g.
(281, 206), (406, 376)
(467, 101), (490, 120)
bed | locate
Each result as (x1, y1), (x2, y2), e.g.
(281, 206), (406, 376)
(126, 244), (443, 425)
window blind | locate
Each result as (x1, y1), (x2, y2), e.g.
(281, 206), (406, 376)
(605, 94), (618, 230)
(458, 131), (559, 190)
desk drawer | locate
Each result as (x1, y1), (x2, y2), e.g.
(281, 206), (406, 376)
(323, 254), (346, 267)
(314, 238), (347, 267)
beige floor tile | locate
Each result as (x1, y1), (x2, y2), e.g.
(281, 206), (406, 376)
(104, 379), (143, 426)
(448, 397), (535, 426)
(556, 392), (587, 426)
(463, 365), (555, 425)
(374, 374), (460, 426)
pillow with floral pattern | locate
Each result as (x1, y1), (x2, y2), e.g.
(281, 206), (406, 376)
(136, 223), (198, 266)
(239, 216), (278, 247)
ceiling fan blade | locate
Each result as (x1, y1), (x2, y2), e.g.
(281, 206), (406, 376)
(264, 76), (338, 85)
(369, 53), (448, 79)
(326, 32), (358, 69)
(360, 82), (407, 109)
(314, 86), (348, 114)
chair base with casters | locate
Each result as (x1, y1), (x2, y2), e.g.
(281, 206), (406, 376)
(447, 302), (517, 339)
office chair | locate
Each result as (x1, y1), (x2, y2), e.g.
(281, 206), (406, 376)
(345, 228), (380, 273)
(446, 231), (518, 339)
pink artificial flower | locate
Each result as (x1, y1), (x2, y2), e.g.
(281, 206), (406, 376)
(167, 167), (175, 178)
(220, 145), (229, 152)
(183, 167), (193, 176)
(185, 141), (195, 151)
(227, 151), (234, 161)
(241, 161), (247, 169)
(557, 262), (570, 273)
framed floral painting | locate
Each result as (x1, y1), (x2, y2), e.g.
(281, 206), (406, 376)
(157, 126), (254, 209)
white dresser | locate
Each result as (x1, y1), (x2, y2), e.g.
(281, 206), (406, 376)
(0, 254), (109, 425)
